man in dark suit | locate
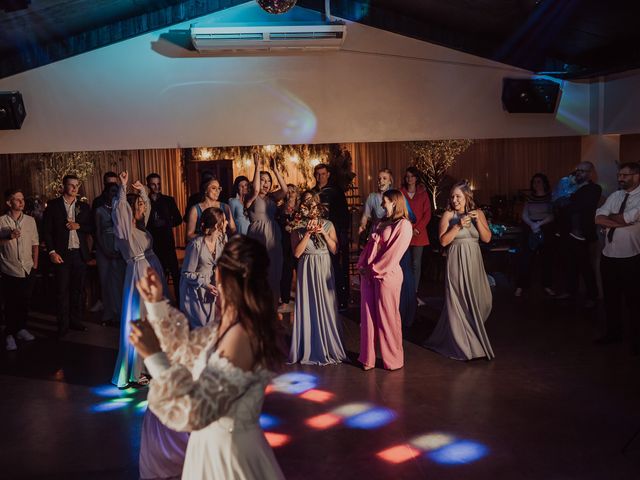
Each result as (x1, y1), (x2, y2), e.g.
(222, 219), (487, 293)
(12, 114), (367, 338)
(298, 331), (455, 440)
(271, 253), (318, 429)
(42, 174), (93, 336)
(91, 171), (119, 212)
(312, 163), (351, 310)
(146, 173), (182, 299)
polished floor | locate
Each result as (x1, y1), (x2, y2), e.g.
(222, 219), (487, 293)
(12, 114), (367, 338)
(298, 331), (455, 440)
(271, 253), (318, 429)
(1, 278), (639, 480)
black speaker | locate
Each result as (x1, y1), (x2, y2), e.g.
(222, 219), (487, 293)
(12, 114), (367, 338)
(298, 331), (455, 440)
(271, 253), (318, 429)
(502, 79), (560, 113)
(0, 91), (26, 129)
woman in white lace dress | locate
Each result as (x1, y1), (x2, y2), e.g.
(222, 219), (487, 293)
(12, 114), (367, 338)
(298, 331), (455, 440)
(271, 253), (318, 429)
(130, 236), (285, 480)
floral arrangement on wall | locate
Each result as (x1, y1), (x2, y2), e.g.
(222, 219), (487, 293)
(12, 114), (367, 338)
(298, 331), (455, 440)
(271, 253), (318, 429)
(38, 151), (95, 198)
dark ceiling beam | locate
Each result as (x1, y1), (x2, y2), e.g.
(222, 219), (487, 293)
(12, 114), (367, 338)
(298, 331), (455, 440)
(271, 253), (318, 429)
(0, 0), (247, 79)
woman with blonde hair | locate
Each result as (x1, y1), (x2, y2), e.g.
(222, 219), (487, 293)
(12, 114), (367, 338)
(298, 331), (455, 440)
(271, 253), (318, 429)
(424, 180), (494, 361)
(357, 189), (413, 370)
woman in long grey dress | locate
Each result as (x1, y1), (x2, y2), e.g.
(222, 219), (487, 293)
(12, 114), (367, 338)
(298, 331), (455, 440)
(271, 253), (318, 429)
(180, 207), (227, 329)
(245, 153), (288, 304)
(424, 180), (494, 361)
(228, 176), (250, 235)
(289, 191), (346, 365)
(94, 183), (126, 326)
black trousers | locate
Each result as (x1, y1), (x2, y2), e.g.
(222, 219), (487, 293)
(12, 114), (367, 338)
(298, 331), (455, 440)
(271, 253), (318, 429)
(53, 250), (87, 333)
(600, 254), (640, 346)
(152, 234), (180, 299)
(332, 229), (351, 308)
(516, 229), (554, 289)
(280, 233), (297, 304)
(1, 273), (35, 336)
(562, 236), (598, 300)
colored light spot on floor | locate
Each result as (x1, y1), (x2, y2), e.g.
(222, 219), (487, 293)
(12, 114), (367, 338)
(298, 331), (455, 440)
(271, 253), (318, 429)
(427, 440), (489, 465)
(298, 389), (334, 403)
(377, 444), (421, 464)
(305, 413), (342, 430)
(344, 407), (396, 429)
(264, 432), (290, 448)
(259, 413), (281, 430)
(410, 433), (455, 451)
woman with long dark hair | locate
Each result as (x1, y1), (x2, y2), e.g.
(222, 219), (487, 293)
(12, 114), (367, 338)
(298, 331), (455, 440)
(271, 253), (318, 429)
(358, 189), (413, 370)
(515, 173), (555, 297)
(180, 207), (228, 329)
(130, 236), (285, 479)
(186, 176), (236, 242)
(400, 166), (432, 303)
(424, 180), (494, 361)
(245, 153), (288, 304)
(228, 176), (251, 235)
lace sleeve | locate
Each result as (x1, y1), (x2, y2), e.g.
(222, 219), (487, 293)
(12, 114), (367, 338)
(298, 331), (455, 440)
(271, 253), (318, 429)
(145, 300), (217, 369)
(146, 353), (254, 432)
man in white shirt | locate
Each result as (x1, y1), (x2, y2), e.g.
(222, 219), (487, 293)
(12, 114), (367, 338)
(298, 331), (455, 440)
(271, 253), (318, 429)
(595, 162), (640, 354)
(0, 188), (38, 351)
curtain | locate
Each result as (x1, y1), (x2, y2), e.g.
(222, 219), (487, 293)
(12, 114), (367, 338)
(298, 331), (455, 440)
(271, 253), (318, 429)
(0, 148), (187, 247)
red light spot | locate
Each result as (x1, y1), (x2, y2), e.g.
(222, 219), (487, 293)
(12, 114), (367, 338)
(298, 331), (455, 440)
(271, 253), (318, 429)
(265, 432), (290, 448)
(376, 445), (421, 464)
(305, 413), (342, 430)
(298, 389), (334, 403)
(265, 384), (275, 395)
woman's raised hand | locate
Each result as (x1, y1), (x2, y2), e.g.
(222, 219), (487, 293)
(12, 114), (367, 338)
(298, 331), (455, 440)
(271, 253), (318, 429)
(119, 171), (128, 185)
(137, 267), (164, 303)
(131, 180), (145, 192)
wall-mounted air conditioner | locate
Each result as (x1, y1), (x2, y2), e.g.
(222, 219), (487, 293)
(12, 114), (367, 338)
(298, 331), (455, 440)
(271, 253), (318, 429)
(190, 23), (347, 52)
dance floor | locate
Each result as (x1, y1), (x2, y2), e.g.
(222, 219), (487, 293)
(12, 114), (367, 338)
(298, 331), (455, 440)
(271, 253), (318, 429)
(1, 283), (639, 479)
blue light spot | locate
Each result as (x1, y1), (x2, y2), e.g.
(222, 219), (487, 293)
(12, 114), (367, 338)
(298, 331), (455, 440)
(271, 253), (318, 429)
(91, 385), (124, 398)
(259, 413), (281, 430)
(271, 372), (318, 395)
(344, 407), (396, 429)
(427, 440), (489, 465)
(90, 401), (129, 413)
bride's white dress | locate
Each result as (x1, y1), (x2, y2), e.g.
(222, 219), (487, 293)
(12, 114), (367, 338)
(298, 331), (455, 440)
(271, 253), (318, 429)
(143, 300), (285, 480)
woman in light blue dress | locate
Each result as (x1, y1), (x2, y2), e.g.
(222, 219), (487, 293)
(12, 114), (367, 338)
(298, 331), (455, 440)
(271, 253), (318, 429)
(289, 191), (346, 365)
(180, 207), (228, 329)
(245, 154), (288, 304)
(228, 176), (251, 235)
(186, 177), (236, 242)
(111, 171), (170, 388)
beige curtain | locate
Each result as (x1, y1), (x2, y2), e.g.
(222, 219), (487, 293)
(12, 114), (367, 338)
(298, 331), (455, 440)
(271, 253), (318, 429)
(0, 148), (187, 247)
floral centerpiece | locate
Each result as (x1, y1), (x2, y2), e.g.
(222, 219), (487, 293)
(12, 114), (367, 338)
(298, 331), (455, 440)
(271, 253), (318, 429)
(286, 198), (327, 248)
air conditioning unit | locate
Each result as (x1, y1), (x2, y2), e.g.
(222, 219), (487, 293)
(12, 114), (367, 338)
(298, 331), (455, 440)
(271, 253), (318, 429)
(190, 23), (347, 52)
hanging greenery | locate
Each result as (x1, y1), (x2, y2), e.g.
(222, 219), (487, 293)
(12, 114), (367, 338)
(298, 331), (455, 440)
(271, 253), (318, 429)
(38, 151), (95, 198)
(405, 139), (473, 209)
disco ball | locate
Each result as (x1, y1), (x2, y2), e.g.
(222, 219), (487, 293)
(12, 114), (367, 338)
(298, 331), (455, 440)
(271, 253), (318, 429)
(257, 0), (297, 15)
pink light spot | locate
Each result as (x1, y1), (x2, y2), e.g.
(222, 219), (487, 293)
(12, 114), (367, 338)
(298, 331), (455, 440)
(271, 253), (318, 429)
(305, 413), (342, 430)
(376, 444), (421, 464)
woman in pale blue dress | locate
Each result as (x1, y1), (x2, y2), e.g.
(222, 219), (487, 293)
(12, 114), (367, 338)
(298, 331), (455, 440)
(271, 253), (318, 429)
(289, 191), (346, 365)
(228, 176), (251, 235)
(180, 207), (228, 329)
(186, 177), (236, 242)
(245, 154), (288, 303)
(111, 171), (170, 388)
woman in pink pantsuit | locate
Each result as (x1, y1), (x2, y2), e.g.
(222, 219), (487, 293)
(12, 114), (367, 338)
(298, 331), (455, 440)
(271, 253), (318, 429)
(358, 189), (413, 371)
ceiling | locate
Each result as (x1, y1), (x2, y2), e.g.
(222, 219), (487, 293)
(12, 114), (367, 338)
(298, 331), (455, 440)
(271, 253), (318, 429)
(1, 0), (638, 80)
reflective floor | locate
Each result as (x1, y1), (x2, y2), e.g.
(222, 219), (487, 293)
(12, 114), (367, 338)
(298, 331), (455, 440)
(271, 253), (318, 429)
(1, 281), (639, 479)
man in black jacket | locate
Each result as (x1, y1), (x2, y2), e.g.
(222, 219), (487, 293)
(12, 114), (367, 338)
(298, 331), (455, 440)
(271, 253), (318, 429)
(91, 171), (119, 212)
(42, 174), (93, 336)
(555, 161), (602, 306)
(312, 163), (351, 310)
(146, 173), (182, 299)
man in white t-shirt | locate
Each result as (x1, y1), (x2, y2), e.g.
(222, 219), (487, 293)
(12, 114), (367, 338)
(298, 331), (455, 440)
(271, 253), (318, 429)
(595, 162), (640, 355)
(0, 188), (39, 351)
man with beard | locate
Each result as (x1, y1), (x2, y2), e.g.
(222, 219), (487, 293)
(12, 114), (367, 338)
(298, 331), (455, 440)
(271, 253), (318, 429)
(595, 162), (640, 354)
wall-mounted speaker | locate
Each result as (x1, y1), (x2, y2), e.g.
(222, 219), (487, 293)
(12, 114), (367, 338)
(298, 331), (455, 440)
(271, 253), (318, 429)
(502, 79), (560, 114)
(0, 91), (26, 130)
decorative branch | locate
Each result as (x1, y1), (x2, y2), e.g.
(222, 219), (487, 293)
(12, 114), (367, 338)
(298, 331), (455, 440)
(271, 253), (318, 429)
(405, 139), (473, 209)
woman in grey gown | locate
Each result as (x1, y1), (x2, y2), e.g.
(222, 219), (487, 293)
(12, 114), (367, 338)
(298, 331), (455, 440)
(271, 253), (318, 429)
(289, 191), (346, 365)
(245, 153), (288, 304)
(180, 207), (227, 329)
(424, 180), (495, 361)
